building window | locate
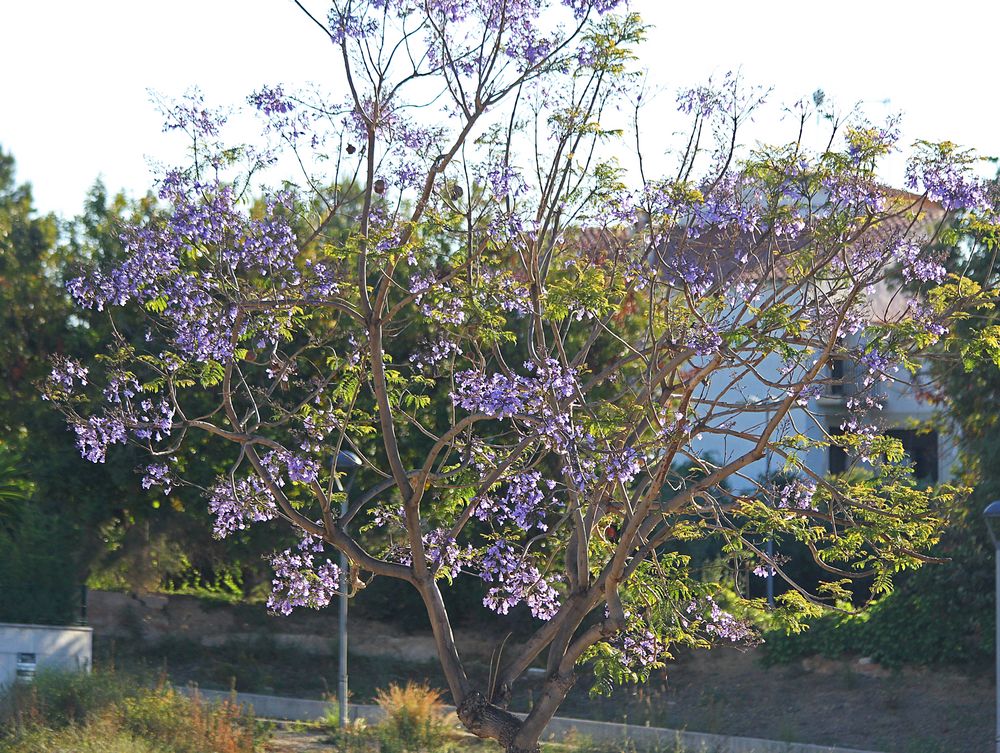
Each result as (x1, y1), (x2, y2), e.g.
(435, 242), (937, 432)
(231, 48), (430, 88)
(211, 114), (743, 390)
(829, 357), (846, 397)
(886, 429), (939, 483)
(827, 427), (938, 482)
(828, 426), (846, 474)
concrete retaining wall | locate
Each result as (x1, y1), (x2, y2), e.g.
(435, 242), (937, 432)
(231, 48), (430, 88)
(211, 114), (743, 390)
(0, 622), (92, 690)
(181, 687), (884, 753)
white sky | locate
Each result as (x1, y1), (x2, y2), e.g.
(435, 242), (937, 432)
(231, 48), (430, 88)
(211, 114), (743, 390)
(2, 0), (998, 217)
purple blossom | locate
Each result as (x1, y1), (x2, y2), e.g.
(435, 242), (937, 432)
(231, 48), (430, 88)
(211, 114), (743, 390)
(860, 346), (898, 384)
(677, 85), (722, 118)
(284, 452), (320, 485)
(685, 596), (759, 644)
(103, 373), (139, 404)
(603, 447), (642, 484)
(683, 324), (723, 356)
(207, 462), (283, 538)
(480, 539), (560, 620)
(141, 462), (174, 494)
(774, 477), (817, 511)
(453, 359), (578, 418)
(560, 0), (625, 19)
(893, 237), (947, 284)
(74, 415), (127, 463)
(906, 141), (986, 211)
(478, 267), (532, 314)
(133, 399), (175, 442)
(410, 336), (463, 372)
(248, 84), (295, 116)
(662, 252), (717, 297)
(46, 357), (89, 394)
(67, 175), (302, 364)
(424, 529), (475, 572)
(614, 613), (660, 668)
(476, 471), (556, 531)
(267, 534), (342, 615)
(411, 274), (467, 325)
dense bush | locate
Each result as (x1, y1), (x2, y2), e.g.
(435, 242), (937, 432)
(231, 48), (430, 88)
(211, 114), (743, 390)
(0, 669), (268, 753)
(762, 494), (993, 669)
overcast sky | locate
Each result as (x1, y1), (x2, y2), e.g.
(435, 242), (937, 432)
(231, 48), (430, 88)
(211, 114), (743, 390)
(3, 0), (997, 217)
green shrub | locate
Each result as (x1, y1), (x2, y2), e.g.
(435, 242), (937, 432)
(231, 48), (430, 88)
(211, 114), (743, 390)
(762, 493), (993, 670)
(3, 668), (135, 727)
(0, 669), (268, 753)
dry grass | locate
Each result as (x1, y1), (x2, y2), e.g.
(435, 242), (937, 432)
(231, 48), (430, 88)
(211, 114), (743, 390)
(0, 670), (267, 753)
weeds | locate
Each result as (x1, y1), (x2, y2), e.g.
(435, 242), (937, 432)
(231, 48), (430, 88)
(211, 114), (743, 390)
(325, 681), (459, 753)
(0, 669), (268, 753)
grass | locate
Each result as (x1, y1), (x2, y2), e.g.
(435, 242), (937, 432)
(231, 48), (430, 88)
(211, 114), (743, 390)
(0, 669), (269, 753)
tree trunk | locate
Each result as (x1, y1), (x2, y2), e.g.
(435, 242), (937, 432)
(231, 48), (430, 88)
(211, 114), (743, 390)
(456, 691), (539, 753)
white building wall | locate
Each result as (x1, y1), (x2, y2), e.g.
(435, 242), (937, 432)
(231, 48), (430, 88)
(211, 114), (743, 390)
(0, 622), (92, 690)
(691, 348), (952, 491)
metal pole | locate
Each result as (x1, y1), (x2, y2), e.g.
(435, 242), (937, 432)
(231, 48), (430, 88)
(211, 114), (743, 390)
(339, 491), (349, 729)
(766, 536), (775, 609)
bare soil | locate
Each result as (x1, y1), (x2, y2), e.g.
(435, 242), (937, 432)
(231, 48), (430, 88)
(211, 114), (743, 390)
(547, 646), (990, 753)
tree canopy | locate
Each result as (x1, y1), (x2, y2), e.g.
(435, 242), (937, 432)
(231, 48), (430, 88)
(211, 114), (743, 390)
(43, 2), (1000, 751)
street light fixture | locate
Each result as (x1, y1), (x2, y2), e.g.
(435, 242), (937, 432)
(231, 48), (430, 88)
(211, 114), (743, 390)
(333, 450), (362, 729)
(983, 500), (1000, 753)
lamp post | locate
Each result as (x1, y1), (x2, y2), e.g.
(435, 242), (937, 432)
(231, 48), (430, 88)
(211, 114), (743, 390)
(333, 450), (362, 728)
(983, 500), (1000, 753)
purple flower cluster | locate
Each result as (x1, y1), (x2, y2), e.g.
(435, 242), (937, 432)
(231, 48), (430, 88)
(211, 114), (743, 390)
(615, 617), (660, 668)
(68, 175), (303, 364)
(411, 274), (467, 325)
(74, 416), (127, 464)
(892, 237), (947, 284)
(141, 462), (174, 495)
(752, 563), (777, 578)
(480, 540), (560, 620)
(661, 252), (717, 297)
(683, 324), (723, 356)
(774, 477), (817, 511)
(248, 84), (295, 116)
(134, 399), (175, 442)
(676, 84), (723, 118)
(46, 357), (89, 394)
(476, 471), (557, 531)
(284, 452), (320, 485)
(478, 267), (532, 315)
(410, 337), (463, 372)
(453, 359), (579, 419)
(267, 534), (342, 615)
(560, 0), (625, 19)
(686, 596), (759, 644)
(207, 462), (284, 538)
(103, 373), (139, 404)
(478, 163), (527, 202)
(906, 141), (986, 211)
(859, 346), (898, 385)
(424, 528), (475, 572)
(603, 447), (642, 484)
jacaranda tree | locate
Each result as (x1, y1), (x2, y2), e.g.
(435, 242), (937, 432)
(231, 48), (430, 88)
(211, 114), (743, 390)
(44, 2), (1000, 750)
